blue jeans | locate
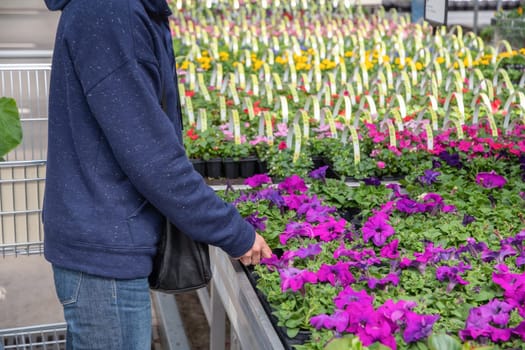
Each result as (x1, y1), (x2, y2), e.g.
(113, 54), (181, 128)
(52, 265), (152, 350)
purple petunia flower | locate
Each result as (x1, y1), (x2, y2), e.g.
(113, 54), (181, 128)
(284, 243), (323, 260)
(361, 213), (395, 247)
(310, 311), (350, 333)
(438, 151), (462, 168)
(476, 171), (507, 189)
(363, 176), (381, 186)
(279, 221), (314, 245)
(462, 214), (476, 226)
(308, 165), (329, 181)
(403, 312), (439, 343)
(367, 273), (399, 289)
(279, 267), (318, 292)
(435, 262), (471, 292)
(244, 212), (267, 232)
(459, 301), (513, 342)
(244, 174), (272, 188)
(258, 188), (286, 209)
(396, 197), (424, 214)
(418, 169), (440, 186)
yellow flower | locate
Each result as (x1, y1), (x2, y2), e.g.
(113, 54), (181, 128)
(382, 55), (390, 63)
(200, 62), (211, 71)
(253, 59), (263, 71)
(436, 57), (445, 64)
(201, 50), (209, 57)
(344, 51), (354, 57)
(179, 61), (190, 70)
(219, 51), (229, 61)
(415, 62), (423, 70)
(276, 56), (288, 65)
(307, 48), (316, 56)
(518, 6), (523, 15)
(520, 48), (525, 55)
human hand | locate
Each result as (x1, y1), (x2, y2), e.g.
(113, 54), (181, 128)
(238, 233), (272, 266)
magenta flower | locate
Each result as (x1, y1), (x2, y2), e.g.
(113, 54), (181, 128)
(334, 286), (374, 309)
(279, 267), (318, 292)
(380, 239), (400, 259)
(476, 171), (507, 189)
(362, 213), (395, 246)
(356, 312), (397, 350)
(277, 174), (308, 194)
(314, 217), (348, 242)
(244, 174), (272, 188)
(367, 273), (399, 289)
(316, 262), (355, 287)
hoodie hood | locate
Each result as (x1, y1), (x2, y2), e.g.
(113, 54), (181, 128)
(44, 0), (71, 11)
(44, 0), (172, 17)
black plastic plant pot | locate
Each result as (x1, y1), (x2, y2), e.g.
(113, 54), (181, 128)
(311, 156), (325, 170)
(257, 159), (268, 174)
(222, 158), (240, 179)
(190, 158), (206, 177)
(206, 158), (223, 178)
(239, 156), (258, 178)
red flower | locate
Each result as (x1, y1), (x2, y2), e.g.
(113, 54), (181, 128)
(278, 141), (287, 150)
(185, 90), (195, 97)
(186, 128), (199, 140)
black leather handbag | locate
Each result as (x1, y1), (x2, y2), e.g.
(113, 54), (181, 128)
(149, 220), (212, 294)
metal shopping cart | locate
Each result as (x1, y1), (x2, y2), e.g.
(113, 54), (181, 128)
(0, 63), (67, 350)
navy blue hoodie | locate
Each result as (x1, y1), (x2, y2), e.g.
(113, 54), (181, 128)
(43, 0), (255, 279)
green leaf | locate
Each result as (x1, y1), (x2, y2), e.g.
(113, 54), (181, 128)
(0, 97), (22, 158)
(324, 336), (369, 350)
(428, 333), (461, 350)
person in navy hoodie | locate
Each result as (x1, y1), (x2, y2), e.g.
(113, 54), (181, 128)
(43, 0), (272, 348)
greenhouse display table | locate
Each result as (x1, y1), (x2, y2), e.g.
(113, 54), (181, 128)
(200, 246), (285, 350)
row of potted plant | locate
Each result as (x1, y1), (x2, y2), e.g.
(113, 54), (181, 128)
(167, 1), (525, 181)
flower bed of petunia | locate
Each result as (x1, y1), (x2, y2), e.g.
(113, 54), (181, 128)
(220, 144), (525, 349)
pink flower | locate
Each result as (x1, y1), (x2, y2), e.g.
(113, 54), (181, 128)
(376, 161), (386, 169)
